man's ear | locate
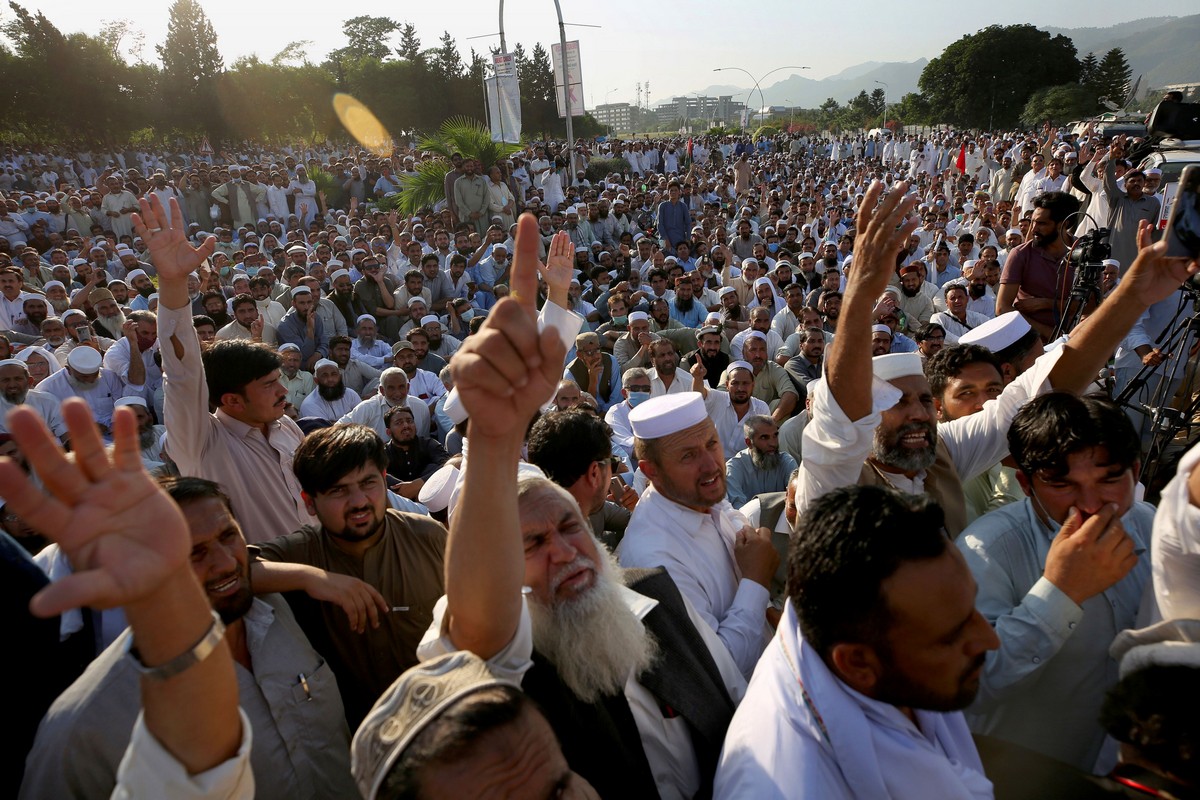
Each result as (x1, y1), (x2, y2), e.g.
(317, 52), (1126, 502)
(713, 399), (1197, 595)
(829, 642), (884, 697)
(1014, 469), (1033, 498)
(301, 490), (317, 517)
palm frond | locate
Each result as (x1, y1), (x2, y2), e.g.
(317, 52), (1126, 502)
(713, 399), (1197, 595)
(393, 160), (452, 216)
(417, 116), (520, 170)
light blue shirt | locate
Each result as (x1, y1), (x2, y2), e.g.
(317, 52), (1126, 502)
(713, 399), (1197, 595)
(957, 497), (1154, 772)
(725, 448), (798, 509)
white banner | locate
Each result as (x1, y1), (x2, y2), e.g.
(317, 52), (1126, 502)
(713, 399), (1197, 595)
(551, 40), (585, 118)
(487, 53), (522, 143)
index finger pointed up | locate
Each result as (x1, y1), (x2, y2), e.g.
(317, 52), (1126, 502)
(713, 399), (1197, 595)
(511, 213), (541, 320)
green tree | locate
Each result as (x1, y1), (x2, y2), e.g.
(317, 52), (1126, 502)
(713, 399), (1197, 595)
(890, 92), (932, 127)
(919, 24), (1079, 128)
(341, 16), (399, 62)
(430, 31), (464, 81)
(1079, 51), (1100, 89)
(521, 43), (559, 138)
(1020, 83), (1097, 127)
(1096, 47), (1133, 105)
(156, 0), (224, 135)
(869, 87), (886, 118)
(395, 23), (421, 62)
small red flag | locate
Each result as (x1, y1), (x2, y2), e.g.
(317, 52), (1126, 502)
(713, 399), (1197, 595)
(955, 143), (966, 173)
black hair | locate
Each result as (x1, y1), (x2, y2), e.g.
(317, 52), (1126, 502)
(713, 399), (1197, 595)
(379, 685), (531, 800)
(231, 293), (256, 311)
(293, 423), (388, 496)
(329, 335), (352, 350)
(383, 404), (415, 427)
(925, 344), (1000, 400)
(526, 409), (613, 488)
(1100, 665), (1200, 785)
(1008, 393), (1139, 480)
(202, 340), (282, 406)
(192, 314), (216, 330)
(914, 322), (946, 343)
(1031, 191), (1081, 227)
(157, 475), (233, 516)
(787, 485), (948, 656)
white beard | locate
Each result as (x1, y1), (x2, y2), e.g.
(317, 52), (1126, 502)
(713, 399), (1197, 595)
(66, 372), (99, 392)
(98, 311), (126, 332)
(528, 540), (658, 703)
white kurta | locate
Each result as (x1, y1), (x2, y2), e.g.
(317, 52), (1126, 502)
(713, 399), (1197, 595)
(619, 487), (771, 679)
(298, 387), (361, 421)
(716, 602), (992, 799)
(337, 393), (430, 439)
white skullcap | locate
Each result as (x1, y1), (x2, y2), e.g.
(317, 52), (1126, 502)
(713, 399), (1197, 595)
(0, 358), (23, 370)
(1144, 168), (1162, 176)
(114, 396), (148, 409)
(1110, 619), (1200, 680)
(745, 331), (767, 343)
(872, 324), (894, 337)
(278, 343), (301, 353)
(313, 358), (340, 372)
(704, 312), (722, 325)
(798, 252), (815, 260)
(629, 392), (709, 440)
(727, 360), (754, 375)
(406, 296), (426, 307)
(753, 277), (774, 289)
(872, 352), (924, 382)
(327, 259), (344, 269)
(1102, 258), (1120, 269)
(420, 314), (441, 328)
(961, 260), (976, 271)
(126, 269), (148, 282)
(417, 464), (460, 513)
(958, 311), (1032, 353)
(62, 308), (86, 321)
(330, 269), (351, 282)
(231, 273), (250, 283)
(742, 258), (759, 267)
(628, 311), (649, 323)
(43, 280), (65, 292)
(1006, 228), (1022, 237)
(290, 285), (312, 297)
(356, 314), (377, 325)
(718, 286), (736, 298)
(286, 244), (307, 254)
(67, 346), (103, 374)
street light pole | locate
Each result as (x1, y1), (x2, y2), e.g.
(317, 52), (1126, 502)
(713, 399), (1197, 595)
(875, 80), (888, 131)
(714, 65), (810, 126)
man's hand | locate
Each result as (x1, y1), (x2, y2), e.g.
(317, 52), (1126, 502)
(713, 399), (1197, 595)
(0, 399), (191, 617)
(303, 571), (389, 634)
(846, 181), (919, 300)
(538, 230), (574, 307)
(690, 360), (707, 381)
(131, 195), (215, 309)
(1043, 504), (1138, 606)
(734, 525), (780, 589)
(250, 316), (264, 342)
(122, 319), (140, 352)
(1117, 220), (1200, 308)
(451, 214), (567, 442)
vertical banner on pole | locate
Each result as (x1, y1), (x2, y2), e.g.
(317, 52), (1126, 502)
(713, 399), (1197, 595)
(488, 52), (522, 143)
(551, 40), (585, 118)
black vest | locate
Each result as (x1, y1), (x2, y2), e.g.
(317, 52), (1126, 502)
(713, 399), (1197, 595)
(521, 567), (736, 799)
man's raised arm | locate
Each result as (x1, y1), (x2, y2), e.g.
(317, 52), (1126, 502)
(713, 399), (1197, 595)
(444, 215), (567, 659)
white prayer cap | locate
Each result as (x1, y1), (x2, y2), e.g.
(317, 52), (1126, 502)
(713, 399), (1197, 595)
(0, 358), (24, 370)
(1145, 168), (1162, 177)
(727, 360), (754, 375)
(745, 331), (767, 343)
(278, 343), (301, 354)
(330, 269), (351, 282)
(628, 311), (649, 323)
(406, 296), (426, 307)
(313, 358), (340, 373)
(115, 244), (133, 254)
(799, 251), (815, 260)
(62, 308), (86, 321)
(286, 244), (307, 254)
(67, 346), (102, 374)
(43, 280), (65, 292)
(1102, 258), (1120, 269)
(89, 244), (106, 253)
(114, 396), (148, 409)
(126, 269), (148, 282)
(417, 464), (460, 513)
(872, 324), (894, 337)
(742, 258), (759, 267)
(718, 286), (736, 298)
(753, 277), (773, 289)
(290, 286), (312, 297)
(961, 260), (976, 271)
(629, 392), (709, 440)
(958, 311), (1031, 353)
(872, 352), (924, 382)
(1111, 619), (1200, 680)
(704, 312), (722, 325)
(327, 259), (344, 269)
(231, 273), (250, 283)
(353, 314), (376, 327)
(420, 314), (442, 328)
(71, 258), (89, 267)
(1006, 228), (1022, 237)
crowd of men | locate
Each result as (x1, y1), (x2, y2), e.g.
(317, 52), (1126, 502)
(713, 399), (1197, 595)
(2, 114), (1199, 800)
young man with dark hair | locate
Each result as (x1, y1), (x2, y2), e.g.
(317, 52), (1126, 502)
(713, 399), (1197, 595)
(137, 194), (316, 543)
(718, 484), (999, 795)
(996, 190), (1081, 339)
(957, 393), (1152, 772)
(383, 405), (449, 497)
(252, 423), (447, 729)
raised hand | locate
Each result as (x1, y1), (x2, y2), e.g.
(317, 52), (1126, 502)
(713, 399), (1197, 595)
(1120, 220), (1200, 307)
(132, 194), (215, 309)
(848, 180), (919, 300)
(450, 214), (567, 442)
(0, 399), (191, 618)
(538, 230), (575, 306)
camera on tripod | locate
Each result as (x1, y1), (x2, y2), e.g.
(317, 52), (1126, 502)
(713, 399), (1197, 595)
(1067, 227), (1112, 291)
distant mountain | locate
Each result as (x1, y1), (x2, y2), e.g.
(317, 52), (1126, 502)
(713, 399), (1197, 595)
(670, 15), (1198, 113)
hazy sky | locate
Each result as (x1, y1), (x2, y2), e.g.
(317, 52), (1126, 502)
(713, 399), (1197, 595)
(13, 1), (1194, 106)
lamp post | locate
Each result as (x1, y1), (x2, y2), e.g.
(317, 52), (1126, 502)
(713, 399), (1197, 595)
(874, 80), (889, 131)
(604, 88), (618, 135)
(713, 65), (809, 125)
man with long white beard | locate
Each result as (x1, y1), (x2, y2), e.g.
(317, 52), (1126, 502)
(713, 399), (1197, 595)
(724, 415), (798, 508)
(0, 358), (66, 437)
(114, 395), (166, 468)
(38, 317), (68, 351)
(88, 288), (126, 340)
(423, 214), (746, 798)
(37, 345), (138, 435)
(41, 280), (71, 315)
(299, 358), (360, 421)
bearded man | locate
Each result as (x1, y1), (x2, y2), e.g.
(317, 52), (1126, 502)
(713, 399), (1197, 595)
(88, 288), (125, 340)
(724, 415), (798, 508)
(299, 358), (361, 421)
(0, 358), (66, 438)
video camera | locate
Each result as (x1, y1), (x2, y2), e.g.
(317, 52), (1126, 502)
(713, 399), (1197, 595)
(1066, 227), (1112, 292)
